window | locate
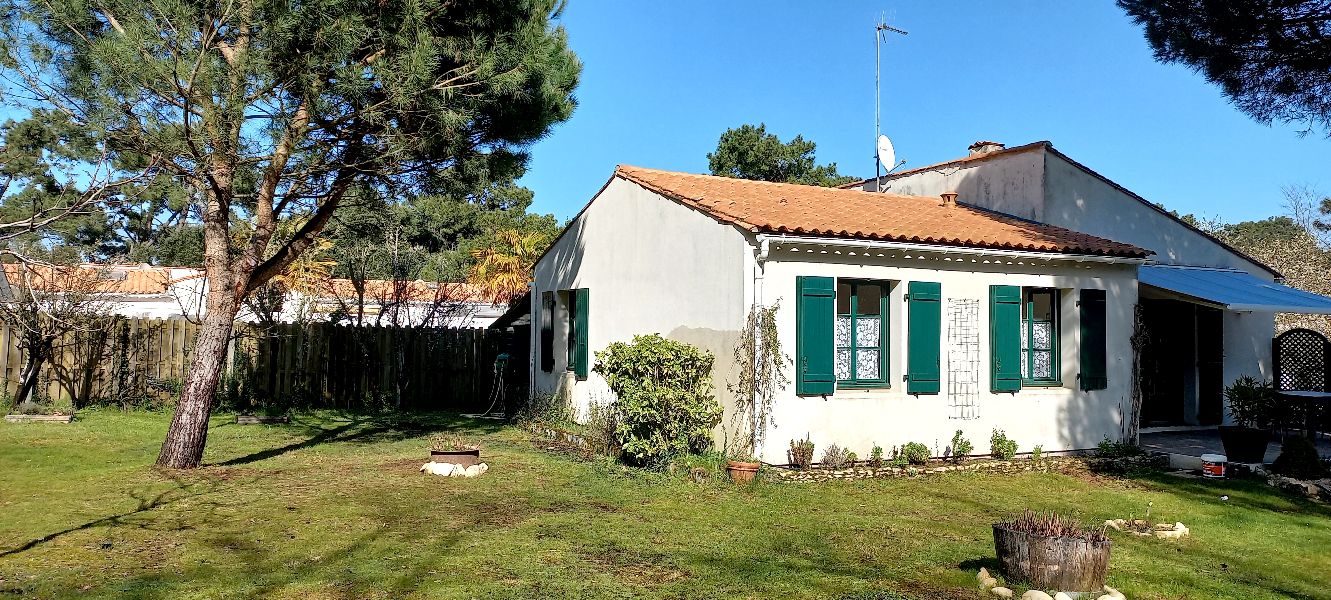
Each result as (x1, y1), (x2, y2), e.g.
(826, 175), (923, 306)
(565, 290), (577, 371)
(540, 291), (554, 372)
(835, 280), (889, 387)
(563, 288), (588, 378)
(1021, 288), (1060, 385)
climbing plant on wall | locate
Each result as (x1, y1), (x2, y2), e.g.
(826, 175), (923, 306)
(727, 301), (791, 458)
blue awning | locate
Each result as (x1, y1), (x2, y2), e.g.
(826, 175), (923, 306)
(1140, 265), (1331, 314)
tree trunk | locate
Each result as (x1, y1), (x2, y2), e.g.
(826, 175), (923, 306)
(156, 294), (239, 468)
(15, 347), (44, 405)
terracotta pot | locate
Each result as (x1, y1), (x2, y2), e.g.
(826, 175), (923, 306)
(726, 460), (760, 484)
(430, 449), (480, 467)
(1218, 425), (1271, 464)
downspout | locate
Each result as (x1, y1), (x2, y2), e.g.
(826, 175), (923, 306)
(751, 236), (771, 458)
(527, 281), (536, 406)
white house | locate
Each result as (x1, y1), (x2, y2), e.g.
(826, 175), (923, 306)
(1, 263), (505, 329)
(529, 147), (1331, 465)
(859, 140), (1331, 429)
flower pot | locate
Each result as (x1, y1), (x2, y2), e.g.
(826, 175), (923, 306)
(726, 460), (760, 484)
(1218, 425), (1271, 463)
(430, 449), (480, 467)
(992, 525), (1111, 592)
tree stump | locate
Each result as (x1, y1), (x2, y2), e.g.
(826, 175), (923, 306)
(992, 525), (1111, 592)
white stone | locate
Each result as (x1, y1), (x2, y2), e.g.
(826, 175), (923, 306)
(1054, 593), (1074, 600)
(991, 587), (1014, 598)
(1022, 591), (1053, 600)
(420, 462), (458, 476)
(980, 576), (998, 589)
(458, 463), (490, 478)
(977, 568), (991, 582)
(1103, 584), (1126, 600)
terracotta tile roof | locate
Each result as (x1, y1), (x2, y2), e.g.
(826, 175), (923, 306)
(615, 166), (1152, 258)
(2, 263), (173, 294)
(316, 279), (493, 304)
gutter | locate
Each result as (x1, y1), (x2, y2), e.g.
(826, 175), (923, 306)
(756, 234), (1149, 265)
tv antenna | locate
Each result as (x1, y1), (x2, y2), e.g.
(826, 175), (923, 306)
(875, 16), (908, 191)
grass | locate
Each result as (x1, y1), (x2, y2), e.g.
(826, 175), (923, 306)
(1, 410), (1329, 599)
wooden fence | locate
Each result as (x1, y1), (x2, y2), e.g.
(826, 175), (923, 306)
(0, 317), (503, 412)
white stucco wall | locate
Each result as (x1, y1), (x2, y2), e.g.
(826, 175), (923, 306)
(872, 146), (1274, 279)
(1039, 153), (1274, 278)
(530, 177), (751, 421)
(754, 245), (1139, 464)
(870, 148), (1047, 222)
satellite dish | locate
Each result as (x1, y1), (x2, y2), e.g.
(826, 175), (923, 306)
(876, 134), (896, 172)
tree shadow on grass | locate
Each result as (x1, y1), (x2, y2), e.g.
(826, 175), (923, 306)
(0, 471), (245, 559)
(209, 411), (507, 467)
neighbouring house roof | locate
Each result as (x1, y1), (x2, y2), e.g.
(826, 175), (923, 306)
(1, 263), (499, 305)
(314, 279), (497, 305)
(1, 263), (175, 295)
(615, 166), (1152, 258)
(842, 141), (1280, 278)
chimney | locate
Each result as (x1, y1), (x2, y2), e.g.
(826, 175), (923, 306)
(940, 191), (958, 208)
(968, 140), (1006, 156)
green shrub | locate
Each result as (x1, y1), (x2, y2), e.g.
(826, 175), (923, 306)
(594, 335), (721, 468)
(1271, 437), (1328, 480)
(1031, 445), (1043, 461)
(789, 437), (815, 470)
(512, 392), (572, 427)
(948, 430), (973, 463)
(1095, 435), (1143, 458)
(821, 444), (850, 469)
(899, 442), (930, 465)
(584, 399), (621, 458)
(990, 428), (1018, 460)
(868, 444), (885, 469)
(846, 450), (858, 465)
(1225, 375), (1276, 429)
(13, 400), (46, 415)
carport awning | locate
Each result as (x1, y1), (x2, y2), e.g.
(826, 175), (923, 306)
(1140, 265), (1331, 314)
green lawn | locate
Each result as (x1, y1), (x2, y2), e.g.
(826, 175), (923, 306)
(1, 411), (1328, 599)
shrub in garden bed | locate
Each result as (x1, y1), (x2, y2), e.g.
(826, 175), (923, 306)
(948, 430), (973, 462)
(789, 436), (815, 470)
(897, 442), (930, 466)
(593, 334), (721, 469)
(990, 428), (1018, 460)
(1271, 437), (1329, 480)
(821, 444), (851, 469)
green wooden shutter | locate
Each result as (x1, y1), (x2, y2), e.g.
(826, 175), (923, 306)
(990, 285), (1022, 392)
(1079, 288), (1108, 391)
(540, 291), (554, 372)
(796, 276), (836, 396)
(906, 281), (941, 395)
(573, 288), (589, 378)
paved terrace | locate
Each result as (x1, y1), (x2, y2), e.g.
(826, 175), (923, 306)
(1141, 429), (1331, 465)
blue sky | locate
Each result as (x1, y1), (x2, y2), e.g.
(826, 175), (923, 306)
(517, 1), (1328, 224)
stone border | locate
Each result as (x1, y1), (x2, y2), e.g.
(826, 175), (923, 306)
(530, 425), (590, 450)
(4, 414), (74, 423)
(771, 454), (1166, 482)
(235, 415), (290, 425)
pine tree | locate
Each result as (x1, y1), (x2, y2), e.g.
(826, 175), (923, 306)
(1119, 0), (1331, 135)
(707, 123), (857, 187)
(0, 0), (580, 467)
